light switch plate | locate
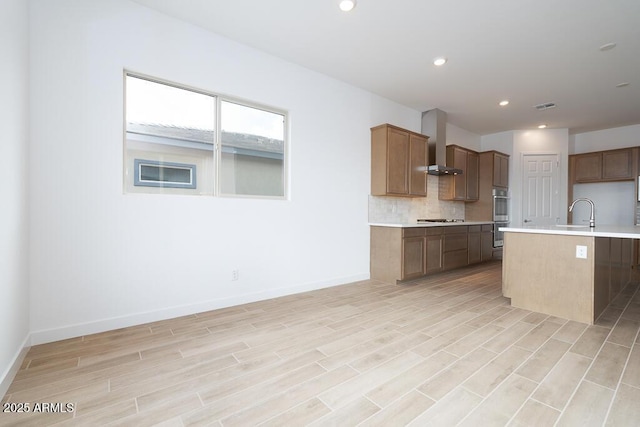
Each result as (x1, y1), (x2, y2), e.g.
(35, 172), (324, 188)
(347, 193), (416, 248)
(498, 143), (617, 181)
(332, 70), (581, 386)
(576, 245), (588, 259)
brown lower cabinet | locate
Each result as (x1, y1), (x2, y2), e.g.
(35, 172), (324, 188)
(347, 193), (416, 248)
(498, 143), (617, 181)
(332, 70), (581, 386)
(371, 224), (494, 283)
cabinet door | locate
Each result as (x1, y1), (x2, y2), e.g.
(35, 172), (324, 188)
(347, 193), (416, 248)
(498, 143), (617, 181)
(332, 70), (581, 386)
(466, 151), (479, 201)
(501, 155), (509, 187)
(402, 236), (425, 280)
(493, 153), (509, 188)
(386, 127), (410, 194)
(602, 149), (633, 181)
(425, 234), (443, 275)
(454, 147), (467, 200)
(409, 134), (428, 196)
(574, 152), (602, 182)
(468, 231), (481, 264)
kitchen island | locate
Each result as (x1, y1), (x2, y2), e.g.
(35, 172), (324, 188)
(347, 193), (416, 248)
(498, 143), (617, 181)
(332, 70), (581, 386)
(501, 224), (640, 324)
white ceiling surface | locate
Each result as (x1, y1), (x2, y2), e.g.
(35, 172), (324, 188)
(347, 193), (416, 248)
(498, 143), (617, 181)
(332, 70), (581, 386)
(131, 0), (640, 136)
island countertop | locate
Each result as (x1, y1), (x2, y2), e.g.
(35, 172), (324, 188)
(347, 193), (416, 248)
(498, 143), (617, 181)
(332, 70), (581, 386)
(499, 224), (640, 239)
(370, 221), (494, 228)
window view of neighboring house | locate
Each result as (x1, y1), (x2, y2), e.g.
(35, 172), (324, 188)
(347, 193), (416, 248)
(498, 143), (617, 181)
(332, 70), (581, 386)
(124, 73), (286, 197)
(220, 100), (285, 197)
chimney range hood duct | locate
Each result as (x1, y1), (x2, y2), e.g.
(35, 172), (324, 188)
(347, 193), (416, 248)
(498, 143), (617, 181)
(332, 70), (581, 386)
(421, 108), (463, 176)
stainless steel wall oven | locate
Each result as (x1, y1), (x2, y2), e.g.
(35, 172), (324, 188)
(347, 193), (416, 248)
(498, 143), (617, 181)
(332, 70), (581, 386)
(492, 188), (509, 247)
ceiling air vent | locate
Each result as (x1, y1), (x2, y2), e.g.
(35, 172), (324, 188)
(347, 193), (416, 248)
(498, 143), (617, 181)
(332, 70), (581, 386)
(534, 102), (556, 111)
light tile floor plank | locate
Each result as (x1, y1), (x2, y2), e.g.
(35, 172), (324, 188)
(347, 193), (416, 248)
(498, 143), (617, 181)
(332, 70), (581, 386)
(556, 380), (614, 426)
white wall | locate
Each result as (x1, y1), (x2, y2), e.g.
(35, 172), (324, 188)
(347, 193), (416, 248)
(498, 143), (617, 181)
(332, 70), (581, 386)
(0, 0), (31, 396)
(447, 123), (482, 152)
(28, 0), (420, 344)
(569, 124), (640, 154)
(480, 131), (514, 156)
(572, 181), (635, 226)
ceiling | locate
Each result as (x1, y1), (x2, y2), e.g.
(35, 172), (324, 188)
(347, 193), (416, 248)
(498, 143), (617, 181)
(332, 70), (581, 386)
(131, 0), (640, 136)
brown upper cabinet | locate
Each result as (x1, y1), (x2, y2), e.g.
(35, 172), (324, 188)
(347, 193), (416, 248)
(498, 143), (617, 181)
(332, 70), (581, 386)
(465, 150), (510, 222)
(371, 124), (428, 197)
(572, 148), (634, 183)
(603, 149), (634, 180)
(492, 152), (509, 188)
(439, 145), (479, 201)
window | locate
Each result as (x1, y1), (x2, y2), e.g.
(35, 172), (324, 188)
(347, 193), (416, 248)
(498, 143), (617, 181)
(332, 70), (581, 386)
(124, 73), (287, 197)
(134, 159), (197, 189)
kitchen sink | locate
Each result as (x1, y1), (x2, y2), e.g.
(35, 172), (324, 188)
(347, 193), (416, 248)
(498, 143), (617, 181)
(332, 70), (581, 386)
(554, 224), (589, 228)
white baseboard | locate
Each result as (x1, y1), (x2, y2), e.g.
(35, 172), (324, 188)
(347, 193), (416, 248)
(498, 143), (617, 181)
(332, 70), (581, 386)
(29, 273), (369, 346)
(0, 335), (31, 399)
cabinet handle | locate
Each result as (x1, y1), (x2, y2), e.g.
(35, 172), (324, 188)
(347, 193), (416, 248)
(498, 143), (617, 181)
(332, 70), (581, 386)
(523, 219), (532, 223)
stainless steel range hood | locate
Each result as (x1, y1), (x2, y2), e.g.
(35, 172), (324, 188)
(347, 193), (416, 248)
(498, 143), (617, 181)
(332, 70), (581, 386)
(421, 108), (463, 176)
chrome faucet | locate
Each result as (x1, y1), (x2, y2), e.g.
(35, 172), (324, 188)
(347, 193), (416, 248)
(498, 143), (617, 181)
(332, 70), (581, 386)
(568, 198), (595, 228)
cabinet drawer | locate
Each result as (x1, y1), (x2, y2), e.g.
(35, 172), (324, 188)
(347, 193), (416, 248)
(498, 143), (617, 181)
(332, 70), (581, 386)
(426, 227), (444, 235)
(444, 234), (468, 252)
(482, 224), (493, 232)
(444, 225), (468, 235)
(468, 225), (481, 233)
(403, 228), (426, 238)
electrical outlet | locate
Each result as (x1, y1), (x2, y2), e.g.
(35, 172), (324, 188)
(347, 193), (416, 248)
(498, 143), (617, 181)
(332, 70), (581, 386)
(232, 270), (239, 281)
(576, 245), (587, 259)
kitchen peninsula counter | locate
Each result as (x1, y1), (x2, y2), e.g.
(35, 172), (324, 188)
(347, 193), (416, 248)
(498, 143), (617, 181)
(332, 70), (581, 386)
(501, 224), (640, 324)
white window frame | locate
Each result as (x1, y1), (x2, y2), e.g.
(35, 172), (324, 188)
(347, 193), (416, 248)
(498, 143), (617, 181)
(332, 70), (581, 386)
(124, 71), (289, 199)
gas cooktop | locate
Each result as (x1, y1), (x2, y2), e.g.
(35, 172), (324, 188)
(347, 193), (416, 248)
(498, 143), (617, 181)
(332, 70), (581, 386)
(417, 219), (465, 223)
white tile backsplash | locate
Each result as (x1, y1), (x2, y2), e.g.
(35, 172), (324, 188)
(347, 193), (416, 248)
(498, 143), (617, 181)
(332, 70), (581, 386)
(369, 176), (465, 223)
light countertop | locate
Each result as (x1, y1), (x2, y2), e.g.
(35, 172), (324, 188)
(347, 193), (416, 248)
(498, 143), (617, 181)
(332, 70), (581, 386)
(500, 224), (640, 239)
(370, 221), (495, 228)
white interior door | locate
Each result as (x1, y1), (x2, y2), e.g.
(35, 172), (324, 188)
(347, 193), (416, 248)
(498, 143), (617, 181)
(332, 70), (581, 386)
(522, 153), (560, 226)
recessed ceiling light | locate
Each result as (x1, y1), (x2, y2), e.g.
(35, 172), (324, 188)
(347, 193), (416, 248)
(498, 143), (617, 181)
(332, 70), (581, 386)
(433, 57), (447, 66)
(599, 42), (617, 51)
(499, 100), (509, 107)
(339, 0), (356, 11)
(538, 124), (547, 129)
(616, 82), (630, 88)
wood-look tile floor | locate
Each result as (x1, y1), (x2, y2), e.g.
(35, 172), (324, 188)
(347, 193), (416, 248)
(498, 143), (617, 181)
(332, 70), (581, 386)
(2, 261), (640, 426)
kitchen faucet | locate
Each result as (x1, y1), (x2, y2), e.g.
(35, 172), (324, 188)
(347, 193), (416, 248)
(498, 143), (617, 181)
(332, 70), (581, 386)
(568, 198), (595, 228)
